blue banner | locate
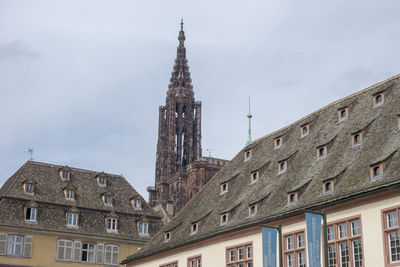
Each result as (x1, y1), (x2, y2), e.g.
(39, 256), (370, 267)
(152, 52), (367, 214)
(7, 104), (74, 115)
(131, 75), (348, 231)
(262, 227), (277, 267)
(306, 212), (322, 267)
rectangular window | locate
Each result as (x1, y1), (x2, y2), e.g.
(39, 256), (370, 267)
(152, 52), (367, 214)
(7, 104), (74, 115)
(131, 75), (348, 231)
(160, 262), (178, 267)
(66, 189), (74, 200)
(383, 207), (400, 265)
(25, 183), (34, 194)
(226, 243), (252, 267)
(104, 244), (119, 265)
(107, 218), (118, 232)
(82, 243), (95, 263)
(67, 213), (78, 227)
(7, 235), (23, 256)
(57, 239), (74, 261)
(139, 222), (149, 236)
(327, 216), (363, 267)
(187, 255), (201, 267)
(25, 207), (36, 222)
(283, 231), (306, 267)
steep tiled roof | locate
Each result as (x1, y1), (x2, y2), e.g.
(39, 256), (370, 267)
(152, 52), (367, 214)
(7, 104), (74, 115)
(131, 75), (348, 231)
(123, 74), (400, 263)
(0, 161), (162, 241)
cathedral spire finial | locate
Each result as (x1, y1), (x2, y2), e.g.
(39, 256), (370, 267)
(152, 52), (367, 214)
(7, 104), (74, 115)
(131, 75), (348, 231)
(181, 18), (184, 31)
(246, 96), (253, 145)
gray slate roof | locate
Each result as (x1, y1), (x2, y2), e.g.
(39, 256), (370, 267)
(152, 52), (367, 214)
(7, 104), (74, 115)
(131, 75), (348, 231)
(123, 74), (400, 263)
(0, 161), (161, 241)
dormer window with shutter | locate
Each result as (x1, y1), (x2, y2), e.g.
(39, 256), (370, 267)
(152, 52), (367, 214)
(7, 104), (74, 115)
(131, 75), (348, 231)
(59, 167), (71, 181)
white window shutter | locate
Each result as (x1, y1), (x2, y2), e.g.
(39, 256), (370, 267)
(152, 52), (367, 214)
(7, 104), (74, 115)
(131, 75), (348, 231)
(65, 240), (73, 261)
(104, 245), (112, 265)
(112, 245), (119, 265)
(23, 236), (33, 257)
(96, 243), (104, 264)
(0, 233), (7, 255)
(73, 241), (81, 262)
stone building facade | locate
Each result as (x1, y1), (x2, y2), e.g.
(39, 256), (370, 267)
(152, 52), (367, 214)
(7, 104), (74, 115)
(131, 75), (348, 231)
(148, 22), (228, 219)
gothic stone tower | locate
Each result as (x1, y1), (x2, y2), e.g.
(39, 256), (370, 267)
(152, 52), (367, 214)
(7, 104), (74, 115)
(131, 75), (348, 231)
(148, 21), (202, 210)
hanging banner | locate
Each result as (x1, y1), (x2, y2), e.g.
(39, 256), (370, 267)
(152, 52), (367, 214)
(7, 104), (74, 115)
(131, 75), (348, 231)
(306, 212), (322, 267)
(262, 227), (277, 267)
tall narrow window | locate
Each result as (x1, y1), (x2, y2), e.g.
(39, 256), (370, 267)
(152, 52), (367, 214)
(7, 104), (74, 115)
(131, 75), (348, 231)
(107, 218), (118, 233)
(7, 235), (23, 256)
(383, 207), (400, 265)
(283, 231), (306, 267)
(104, 244), (119, 265)
(24, 183), (34, 195)
(323, 181), (334, 194)
(275, 137), (282, 149)
(81, 243), (95, 263)
(188, 255), (202, 267)
(221, 213), (229, 226)
(65, 189), (74, 200)
(327, 217), (363, 267)
(132, 199), (142, 210)
(221, 183), (228, 194)
(249, 205), (257, 217)
(191, 223), (198, 235)
(67, 212), (78, 228)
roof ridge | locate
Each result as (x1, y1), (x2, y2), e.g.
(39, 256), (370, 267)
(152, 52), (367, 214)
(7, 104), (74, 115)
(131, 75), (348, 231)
(26, 160), (124, 177)
(248, 73), (400, 147)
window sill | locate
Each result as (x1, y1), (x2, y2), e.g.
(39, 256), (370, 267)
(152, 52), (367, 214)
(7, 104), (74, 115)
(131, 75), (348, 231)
(351, 142), (362, 148)
(67, 225), (79, 229)
(25, 220), (37, 224)
(138, 233), (149, 237)
(106, 230), (119, 234)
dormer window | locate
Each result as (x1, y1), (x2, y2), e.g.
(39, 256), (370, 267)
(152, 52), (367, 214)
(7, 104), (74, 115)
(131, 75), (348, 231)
(300, 125), (310, 137)
(138, 221), (149, 236)
(317, 146), (327, 159)
(373, 93), (384, 106)
(67, 212), (79, 228)
(25, 207), (37, 222)
(24, 183), (34, 195)
(244, 150), (252, 161)
(220, 213), (229, 226)
(103, 194), (113, 206)
(220, 183), (228, 194)
(352, 132), (363, 146)
(288, 193), (297, 204)
(165, 232), (171, 242)
(250, 171), (259, 184)
(97, 175), (107, 187)
(65, 189), (74, 200)
(249, 205), (257, 217)
(274, 137), (282, 149)
(338, 108), (348, 121)
(106, 217), (118, 233)
(323, 180), (334, 194)
(191, 223), (198, 235)
(278, 161), (287, 174)
(59, 169), (71, 181)
(370, 163), (384, 179)
(132, 199), (142, 210)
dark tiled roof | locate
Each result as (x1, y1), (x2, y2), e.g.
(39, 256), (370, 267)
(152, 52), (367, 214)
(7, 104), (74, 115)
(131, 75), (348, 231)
(0, 161), (162, 241)
(123, 74), (400, 263)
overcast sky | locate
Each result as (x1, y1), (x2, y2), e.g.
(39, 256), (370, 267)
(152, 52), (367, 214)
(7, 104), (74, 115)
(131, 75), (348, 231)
(1, 0), (400, 199)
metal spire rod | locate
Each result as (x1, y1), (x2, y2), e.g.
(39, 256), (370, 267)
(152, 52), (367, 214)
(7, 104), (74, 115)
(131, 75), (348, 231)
(246, 96), (252, 145)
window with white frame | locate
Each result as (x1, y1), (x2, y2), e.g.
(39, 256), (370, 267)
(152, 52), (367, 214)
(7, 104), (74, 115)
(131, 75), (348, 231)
(327, 217), (363, 267)
(283, 231), (306, 267)
(188, 255), (201, 267)
(67, 212), (78, 228)
(138, 221), (149, 236)
(60, 169), (70, 181)
(65, 189), (74, 200)
(107, 218), (118, 233)
(97, 176), (107, 186)
(103, 195), (112, 206)
(383, 207), (400, 265)
(24, 183), (34, 194)
(6, 235), (23, 256)
(81, 243), (95, 263)
(226, 243), (253, 267)
(133, 199), (142, 210)
(104, 244), (119, 265)
(56, 239), (74, 261)
(0, 234), (33, 258)
(25, 207), (37, 222)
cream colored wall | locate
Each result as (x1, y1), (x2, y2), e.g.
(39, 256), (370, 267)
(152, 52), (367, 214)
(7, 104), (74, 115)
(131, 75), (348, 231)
(128, 194), (400, 267)
(0, 230), (141, 267)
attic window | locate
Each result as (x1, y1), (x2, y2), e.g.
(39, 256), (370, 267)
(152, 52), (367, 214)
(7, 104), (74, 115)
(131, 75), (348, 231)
(288, 193), (298, 204)
(220, 213), (229, 226)
(352, 132), (363, 146)
(132, 199), (142, 210)
(373, 93), (384, 106)
(191, 223), (198, 235)
(103, 195), (113, 206)
(220, 183), (228, 194)
(338, 108), (348, 121)
(250, 171), (259, 184)
(97, 176), (106, 187)
(249, 205), (257, 217)
(65, 189), (74, 201)
(60, 170), (70, 181)
(278, 161), (287, 174)
(370, 164), (384, 179)
(317, 146), (327, 159)
(164, 232), (171, 242)
(24, 183), (34, 195)
(300, 125), (310, 137)
(244, 150), (252, 161)
(138, 221), (149, 236)
(323, 180), (334, 194)
(25, 207), (37, 222)
(274, 137), (282, 149)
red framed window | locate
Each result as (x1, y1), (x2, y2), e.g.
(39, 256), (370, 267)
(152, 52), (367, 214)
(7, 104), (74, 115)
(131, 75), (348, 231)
(283, 230), (306, 267)
(226, 242), (253, 267)
(188, 255), (201, 267)
(382, 206), (400, 266)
